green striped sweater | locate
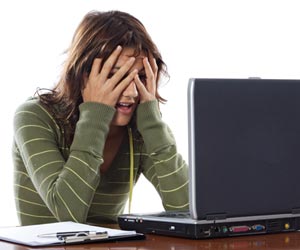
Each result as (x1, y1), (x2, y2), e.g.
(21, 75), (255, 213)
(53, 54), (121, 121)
(12, 98), (189, 226)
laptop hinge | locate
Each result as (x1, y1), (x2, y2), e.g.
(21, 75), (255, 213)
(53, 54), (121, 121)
(206, 213), (227, 220)
(292, 208), (300, 214)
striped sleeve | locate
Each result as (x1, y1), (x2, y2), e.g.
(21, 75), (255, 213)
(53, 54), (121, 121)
(13, 100), (115, 223)
(136, 100), (189, 210)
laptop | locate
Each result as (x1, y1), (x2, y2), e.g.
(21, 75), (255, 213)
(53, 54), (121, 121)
(118, 78), (300, 239)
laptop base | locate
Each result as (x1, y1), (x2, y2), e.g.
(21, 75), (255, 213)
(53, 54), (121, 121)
(118, 213), (300, 239)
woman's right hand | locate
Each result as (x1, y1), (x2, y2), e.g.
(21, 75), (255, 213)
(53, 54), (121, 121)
(82, 46), (138, 107)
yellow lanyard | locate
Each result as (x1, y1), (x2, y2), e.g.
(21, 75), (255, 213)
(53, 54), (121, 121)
(128, 127), (134, 213)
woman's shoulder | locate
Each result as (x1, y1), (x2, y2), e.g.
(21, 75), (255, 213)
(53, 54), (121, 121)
(16, 97), (46, 111)
(16, 96), (39, 109)
(14, 97), (55, 122)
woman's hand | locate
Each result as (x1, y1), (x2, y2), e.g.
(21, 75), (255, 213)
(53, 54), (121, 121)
(134, 55), (158, 103)
(82, 46), (138, 107)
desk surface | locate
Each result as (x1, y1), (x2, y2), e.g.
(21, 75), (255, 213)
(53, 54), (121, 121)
(1, 231), (300, 250)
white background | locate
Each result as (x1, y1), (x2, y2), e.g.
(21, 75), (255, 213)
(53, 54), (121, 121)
(0, 0), (300, 227)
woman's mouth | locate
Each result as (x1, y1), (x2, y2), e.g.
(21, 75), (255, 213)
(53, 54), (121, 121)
(116, 102), (135, 115)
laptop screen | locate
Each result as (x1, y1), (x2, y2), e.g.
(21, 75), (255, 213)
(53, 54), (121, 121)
(188, 78), (300, 220)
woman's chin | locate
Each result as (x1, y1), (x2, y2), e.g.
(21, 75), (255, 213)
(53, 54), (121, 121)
(111, 116), (132, 127)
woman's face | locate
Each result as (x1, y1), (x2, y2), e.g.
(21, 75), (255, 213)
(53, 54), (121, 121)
(110, 47), (146, 127)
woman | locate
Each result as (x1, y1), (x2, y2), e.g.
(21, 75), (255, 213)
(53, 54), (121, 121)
(13, 10), (189, 226)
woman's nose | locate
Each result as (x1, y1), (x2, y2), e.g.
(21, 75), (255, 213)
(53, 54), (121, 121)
(122, 81), (138, 98)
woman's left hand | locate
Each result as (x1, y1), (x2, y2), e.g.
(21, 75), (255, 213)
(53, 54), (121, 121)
(134, 55), (158, 103)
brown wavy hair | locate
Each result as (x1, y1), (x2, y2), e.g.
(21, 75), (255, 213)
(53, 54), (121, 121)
(38, 10), (168, 146)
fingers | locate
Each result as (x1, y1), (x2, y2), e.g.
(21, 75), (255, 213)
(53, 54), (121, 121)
(97, 45), (123, 83)
(83, 45), (138, 106)
(142, 57), (156, 94)
(148, 54), (158, 79)
(135, 74), (147, 93)
(135, 73), (156, 103)
(114, 69), (138, 94)
(85, 47), (159, 106)
(102, 69), (138, 106)
(133, 55), (159, 103)
(108, 57), (136, 86)
(90, 46), (136, 91)
(89, 58), (102, 77)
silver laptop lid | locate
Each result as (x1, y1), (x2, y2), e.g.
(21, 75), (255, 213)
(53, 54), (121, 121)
(188, 78), (300, 220)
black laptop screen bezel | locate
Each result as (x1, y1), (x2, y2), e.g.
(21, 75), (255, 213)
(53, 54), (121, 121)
(188, 78), (300, 220)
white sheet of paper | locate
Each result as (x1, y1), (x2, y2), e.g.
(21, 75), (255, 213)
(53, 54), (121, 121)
(0, 221), (137, 246)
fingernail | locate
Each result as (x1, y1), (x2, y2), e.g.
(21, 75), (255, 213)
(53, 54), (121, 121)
(132, 69), (138, 74)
